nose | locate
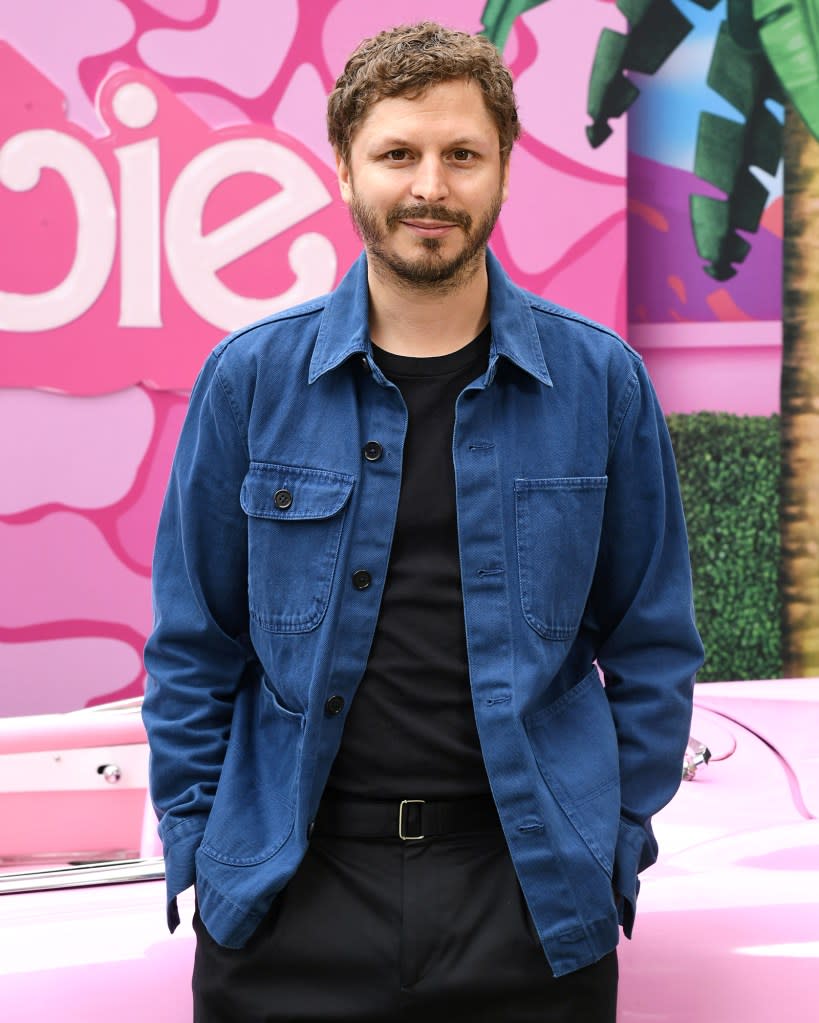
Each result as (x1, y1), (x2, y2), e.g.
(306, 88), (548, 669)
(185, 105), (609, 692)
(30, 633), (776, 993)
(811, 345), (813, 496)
(410, 155), (449, 203)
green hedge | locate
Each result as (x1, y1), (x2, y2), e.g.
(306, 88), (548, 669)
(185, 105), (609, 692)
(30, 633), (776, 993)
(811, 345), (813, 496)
(666, 412), (782, 682)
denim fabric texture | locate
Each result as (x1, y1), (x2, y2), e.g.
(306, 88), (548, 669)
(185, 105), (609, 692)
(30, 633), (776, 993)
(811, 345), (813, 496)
(142, 249), (704, 977)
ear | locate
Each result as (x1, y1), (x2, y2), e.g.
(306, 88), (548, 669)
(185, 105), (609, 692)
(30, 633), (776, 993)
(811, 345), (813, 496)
(336, 150), (352, 205)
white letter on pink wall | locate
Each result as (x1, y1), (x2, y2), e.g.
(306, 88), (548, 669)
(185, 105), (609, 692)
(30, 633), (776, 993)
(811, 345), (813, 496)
(164, 138), (336, 332)
(113, 82), (162, 327)
(0, 130), (116, 331)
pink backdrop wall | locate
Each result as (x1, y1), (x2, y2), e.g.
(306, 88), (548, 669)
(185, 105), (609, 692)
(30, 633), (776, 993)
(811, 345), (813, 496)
(0, 0), (627, 716)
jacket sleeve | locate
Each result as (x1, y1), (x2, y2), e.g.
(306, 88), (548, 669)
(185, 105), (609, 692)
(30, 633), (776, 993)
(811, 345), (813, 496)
(142, 350), (251, 932)
(591, 358), (704, 936)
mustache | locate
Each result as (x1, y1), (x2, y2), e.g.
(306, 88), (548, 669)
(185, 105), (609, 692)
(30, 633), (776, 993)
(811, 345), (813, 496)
(386, 204), (472, 231)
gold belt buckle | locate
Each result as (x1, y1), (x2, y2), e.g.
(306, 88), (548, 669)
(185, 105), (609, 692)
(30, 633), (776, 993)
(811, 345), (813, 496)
(398, 799), (425, 841)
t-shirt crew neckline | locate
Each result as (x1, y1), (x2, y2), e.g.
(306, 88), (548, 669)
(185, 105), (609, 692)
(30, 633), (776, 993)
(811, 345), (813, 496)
(371, 325), (491, 378)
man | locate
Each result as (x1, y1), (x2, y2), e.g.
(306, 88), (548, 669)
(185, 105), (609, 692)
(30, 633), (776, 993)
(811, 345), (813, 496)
(143, 22), (703, 1022)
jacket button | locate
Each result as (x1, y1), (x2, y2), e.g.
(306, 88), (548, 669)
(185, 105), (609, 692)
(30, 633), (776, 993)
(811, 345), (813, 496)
(325, 695), (345, 716)
(307, 820), (315, 840)
(352, 570), (371, 590)
(363, 441), (383, 462)
(274, 489), (292, 509)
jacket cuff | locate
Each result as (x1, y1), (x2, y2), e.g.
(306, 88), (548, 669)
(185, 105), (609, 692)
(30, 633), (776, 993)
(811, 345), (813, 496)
(159, 817), (205, 933)
(612, 816), (650, 938)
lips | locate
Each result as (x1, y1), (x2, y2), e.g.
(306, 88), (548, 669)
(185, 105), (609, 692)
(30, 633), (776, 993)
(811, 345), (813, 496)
(387, 205), (472, 234)
(400, 219), (458, 236)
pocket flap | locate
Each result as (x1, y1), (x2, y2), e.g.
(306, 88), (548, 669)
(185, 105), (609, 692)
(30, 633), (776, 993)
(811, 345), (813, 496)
(241, 462), (354, 521)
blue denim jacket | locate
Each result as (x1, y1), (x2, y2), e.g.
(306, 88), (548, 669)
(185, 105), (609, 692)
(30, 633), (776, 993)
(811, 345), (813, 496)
(143, 249), (703, 977)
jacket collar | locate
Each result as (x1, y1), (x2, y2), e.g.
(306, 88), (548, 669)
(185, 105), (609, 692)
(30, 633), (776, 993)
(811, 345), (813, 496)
(308, 248), (552, 387)
(485, 248), (552, 387)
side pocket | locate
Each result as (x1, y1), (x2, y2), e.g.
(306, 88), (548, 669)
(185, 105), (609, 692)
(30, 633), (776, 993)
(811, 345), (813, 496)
(514, 476), (607, 640)
(525, 668), (620, 874)
(199, 673), (304, 866)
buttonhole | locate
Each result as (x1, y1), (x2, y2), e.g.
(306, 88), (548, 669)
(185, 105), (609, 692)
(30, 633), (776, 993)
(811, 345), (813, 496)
(477, 567), (503, 577)
(486, 695), (511, 706)
(518, 821), (545, 834)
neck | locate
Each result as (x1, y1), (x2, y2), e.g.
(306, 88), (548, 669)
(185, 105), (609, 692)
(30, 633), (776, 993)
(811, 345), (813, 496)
(366, 251), (490, 357)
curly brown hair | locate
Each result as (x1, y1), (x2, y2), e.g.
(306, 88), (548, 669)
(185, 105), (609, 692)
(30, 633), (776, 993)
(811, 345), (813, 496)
(327, 22), (520, 164)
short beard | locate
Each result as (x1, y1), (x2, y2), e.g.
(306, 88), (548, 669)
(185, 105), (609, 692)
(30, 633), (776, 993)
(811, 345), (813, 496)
(349, 193), (503, 293)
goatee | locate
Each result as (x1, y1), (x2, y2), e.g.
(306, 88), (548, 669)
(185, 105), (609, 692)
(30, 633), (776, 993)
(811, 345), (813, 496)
(349, 193), (503, 292)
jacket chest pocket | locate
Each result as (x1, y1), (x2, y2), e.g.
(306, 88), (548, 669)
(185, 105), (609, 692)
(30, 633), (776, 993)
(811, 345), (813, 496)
(514, 476), (608, 640)
(240, 462), (355, 633)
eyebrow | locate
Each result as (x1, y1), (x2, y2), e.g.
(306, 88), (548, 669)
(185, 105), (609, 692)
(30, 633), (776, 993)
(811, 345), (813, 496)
(365, 135), (488, 152)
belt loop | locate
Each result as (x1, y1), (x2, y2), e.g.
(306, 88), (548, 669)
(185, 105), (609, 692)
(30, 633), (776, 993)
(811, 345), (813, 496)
(398, 799), (425, 840)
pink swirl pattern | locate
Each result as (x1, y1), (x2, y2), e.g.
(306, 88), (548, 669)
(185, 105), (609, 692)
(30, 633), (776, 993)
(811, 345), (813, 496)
(0, 0), (626, 715)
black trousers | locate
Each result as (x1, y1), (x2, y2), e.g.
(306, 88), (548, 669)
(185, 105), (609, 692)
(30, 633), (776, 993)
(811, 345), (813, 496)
(192, 829), (618, 1022)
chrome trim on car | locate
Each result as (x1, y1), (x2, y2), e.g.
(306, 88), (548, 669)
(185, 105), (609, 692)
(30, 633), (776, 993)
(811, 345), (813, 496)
(683, 738), (712, 781)
(0, 856), (165, 894)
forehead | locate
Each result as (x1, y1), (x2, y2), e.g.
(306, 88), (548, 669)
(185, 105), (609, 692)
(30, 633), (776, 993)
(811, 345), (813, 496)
(352, 78), (499, 149)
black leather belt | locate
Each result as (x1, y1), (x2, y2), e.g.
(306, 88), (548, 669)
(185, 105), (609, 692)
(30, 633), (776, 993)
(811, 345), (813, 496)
(312, 795), (501, 841)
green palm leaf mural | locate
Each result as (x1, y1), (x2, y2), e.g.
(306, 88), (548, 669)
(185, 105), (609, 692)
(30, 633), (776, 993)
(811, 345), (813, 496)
(480, 0), (552, 51)
(585, 0), (721, 147)
(690, 2), (819, 280)
(727, 0), (765, 49)
(689, 20), (784, 280)
(756, 0), (819, 138)
(583, 2), (819, 278)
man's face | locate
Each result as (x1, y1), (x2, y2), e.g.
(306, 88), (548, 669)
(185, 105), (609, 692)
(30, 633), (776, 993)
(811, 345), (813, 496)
(336, 79), (510, 290)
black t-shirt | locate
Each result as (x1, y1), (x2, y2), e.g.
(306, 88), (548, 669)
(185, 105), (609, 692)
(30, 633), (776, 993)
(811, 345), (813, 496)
(326, 328), (492, 799)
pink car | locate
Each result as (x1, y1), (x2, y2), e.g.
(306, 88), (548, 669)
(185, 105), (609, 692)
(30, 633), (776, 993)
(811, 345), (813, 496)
(1, 679), (817, 1022)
